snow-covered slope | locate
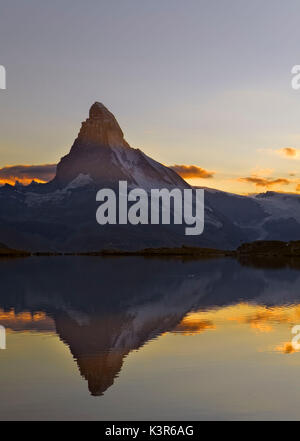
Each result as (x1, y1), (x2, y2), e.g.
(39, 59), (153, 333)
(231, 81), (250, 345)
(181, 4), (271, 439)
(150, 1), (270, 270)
(204, 188), (300, 242)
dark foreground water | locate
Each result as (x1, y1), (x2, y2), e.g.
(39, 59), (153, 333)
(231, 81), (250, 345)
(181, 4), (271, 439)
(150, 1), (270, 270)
(1, 255), (300, 420)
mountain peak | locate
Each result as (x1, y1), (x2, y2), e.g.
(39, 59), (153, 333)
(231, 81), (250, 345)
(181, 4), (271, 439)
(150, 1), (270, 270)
(76, 101), (125, 147)
(89, 102), (110, 118)
(50, 102), (189, 190)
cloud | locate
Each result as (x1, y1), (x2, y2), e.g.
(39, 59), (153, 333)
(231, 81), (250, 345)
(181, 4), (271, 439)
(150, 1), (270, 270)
(0, 164), (56, 185)
(173, 318), (216, 335)
(258, 147), (300, 160)
(275, 342), (297, 354)
(279, 147), (298, 157)
(276, 147), (300, 159)
(238, 176), (291, 188)
(169, 164), (215, 179)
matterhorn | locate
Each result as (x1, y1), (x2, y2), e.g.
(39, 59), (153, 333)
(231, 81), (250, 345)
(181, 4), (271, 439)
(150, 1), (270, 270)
(52, 102), (188, 190)
(1, 102), (300, 251)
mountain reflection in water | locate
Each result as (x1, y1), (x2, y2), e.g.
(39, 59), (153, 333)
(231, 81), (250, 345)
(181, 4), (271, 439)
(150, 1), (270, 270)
(1, 255), (300, 397)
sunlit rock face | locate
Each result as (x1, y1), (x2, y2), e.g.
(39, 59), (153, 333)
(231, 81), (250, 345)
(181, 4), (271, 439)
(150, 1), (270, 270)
(83, 102), (127, 146)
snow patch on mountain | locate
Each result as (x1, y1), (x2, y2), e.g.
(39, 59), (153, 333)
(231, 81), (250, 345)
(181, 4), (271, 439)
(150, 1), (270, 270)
(25, 174), (94, 206)
(110, 145), (187, 190)
(65, 174), (94, 190)
(253, 192), (300, 221)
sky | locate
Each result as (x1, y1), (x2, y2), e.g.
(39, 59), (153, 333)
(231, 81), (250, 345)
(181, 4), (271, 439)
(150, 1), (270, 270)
(1, 0), (300, 193)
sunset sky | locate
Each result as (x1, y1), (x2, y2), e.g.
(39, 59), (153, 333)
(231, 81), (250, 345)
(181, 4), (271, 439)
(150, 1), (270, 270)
(1, 0), (300, 193)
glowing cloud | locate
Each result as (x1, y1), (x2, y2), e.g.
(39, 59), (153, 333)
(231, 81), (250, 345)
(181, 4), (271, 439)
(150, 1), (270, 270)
(238, 176), (291, 188)
(277, 147), (300, 159)
(275, 342), (297, 354)
(0, 164), (56, 185)
(169, 164), (215, 179)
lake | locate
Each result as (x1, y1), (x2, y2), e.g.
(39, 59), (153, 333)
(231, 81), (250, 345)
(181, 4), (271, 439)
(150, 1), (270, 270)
(0, 255), (300, 420)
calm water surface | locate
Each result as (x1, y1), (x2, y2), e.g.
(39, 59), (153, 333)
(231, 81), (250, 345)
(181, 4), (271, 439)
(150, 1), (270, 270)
(0, 256), (300, 420)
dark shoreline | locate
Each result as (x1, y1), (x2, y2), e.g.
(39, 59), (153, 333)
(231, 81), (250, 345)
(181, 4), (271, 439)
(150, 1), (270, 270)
(2, 240), (300, 259)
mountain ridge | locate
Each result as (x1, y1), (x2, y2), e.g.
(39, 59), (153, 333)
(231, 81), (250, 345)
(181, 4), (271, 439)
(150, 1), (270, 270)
(0, 102), (300, 251)
(51, 101), (189, 191)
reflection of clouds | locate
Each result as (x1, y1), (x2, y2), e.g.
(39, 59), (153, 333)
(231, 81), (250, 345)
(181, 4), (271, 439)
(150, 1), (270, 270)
(176, 303), (300, 353)
(171, 303), (300, 357)
(0, 309), (55, 333)
(275, 342), (298, 354)
(172, 318), (215, 335)
(226, 304), (299, 333)
(249, 321), (273, 333)
(180, 303), (300, 331)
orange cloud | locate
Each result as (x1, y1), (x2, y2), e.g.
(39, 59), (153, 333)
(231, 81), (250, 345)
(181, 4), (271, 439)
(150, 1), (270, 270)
(238, 176), (291, 188)
(0, 164), (56, 186)
(169, 164), (215, 179)
(0, 309), (55, 333)
(173, 318), (216, 335)
(277, 147), (299, 158)
(275, 342), (297, 354)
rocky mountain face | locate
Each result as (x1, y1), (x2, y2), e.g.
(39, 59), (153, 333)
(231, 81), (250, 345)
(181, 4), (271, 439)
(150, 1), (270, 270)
(0, 102), (225, 251)
(52, 102), (188, 190)
(0, 102), (299, 251)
